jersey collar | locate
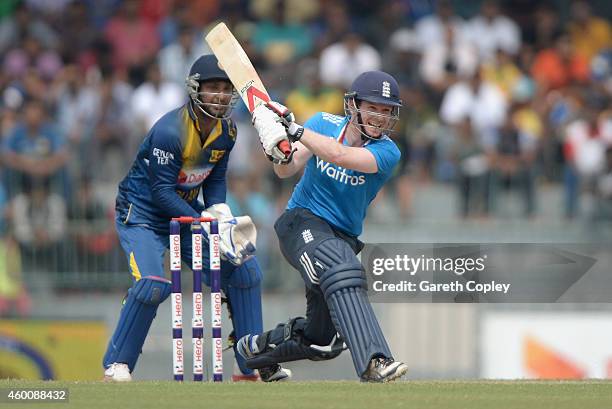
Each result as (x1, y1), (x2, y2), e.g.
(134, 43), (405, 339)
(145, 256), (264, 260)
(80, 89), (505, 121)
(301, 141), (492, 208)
(186, 101), (203, 133)
(186, 101), (224, 147)
(203, 120), (223, 149)
(183, 104), (223, 150)
(337, 119), (349, 144)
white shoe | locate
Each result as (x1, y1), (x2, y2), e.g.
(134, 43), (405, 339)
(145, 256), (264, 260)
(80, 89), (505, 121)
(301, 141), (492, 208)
(237, 335), (292, 382)
(258, 365), (292, 382)
(104, 363), (132, 382)
(360, 358), (408, 383)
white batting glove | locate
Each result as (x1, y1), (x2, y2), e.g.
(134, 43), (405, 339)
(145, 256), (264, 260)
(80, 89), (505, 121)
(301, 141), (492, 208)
(266, 101), (304, 142)
(252, 105), (290, 163)
(201, 204), (257, 266)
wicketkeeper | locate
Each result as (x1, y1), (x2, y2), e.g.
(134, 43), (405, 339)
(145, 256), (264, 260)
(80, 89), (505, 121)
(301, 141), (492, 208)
(103, 55), (290, 382)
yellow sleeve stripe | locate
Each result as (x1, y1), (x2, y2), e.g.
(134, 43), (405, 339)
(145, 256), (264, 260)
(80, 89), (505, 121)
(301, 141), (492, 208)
(129, 252), (142, 281)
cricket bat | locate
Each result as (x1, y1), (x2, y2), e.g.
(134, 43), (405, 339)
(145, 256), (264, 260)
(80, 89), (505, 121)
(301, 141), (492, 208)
(205, 22), (291, 155)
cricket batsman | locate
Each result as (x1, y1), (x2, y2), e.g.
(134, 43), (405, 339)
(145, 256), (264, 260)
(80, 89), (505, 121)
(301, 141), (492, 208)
(103, 54), (290, 383)
(238, 71), (409, 382)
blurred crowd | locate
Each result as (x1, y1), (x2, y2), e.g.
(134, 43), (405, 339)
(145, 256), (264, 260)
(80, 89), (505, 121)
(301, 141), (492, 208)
(0, 0), (610, 310)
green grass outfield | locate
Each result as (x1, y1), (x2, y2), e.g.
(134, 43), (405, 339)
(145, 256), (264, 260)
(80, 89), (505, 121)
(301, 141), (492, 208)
(1, 379), (611, 409)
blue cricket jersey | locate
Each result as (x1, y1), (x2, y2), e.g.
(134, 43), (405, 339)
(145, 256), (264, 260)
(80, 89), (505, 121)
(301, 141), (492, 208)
(116, 103), (236, 234)
(287, 112), (401, 236)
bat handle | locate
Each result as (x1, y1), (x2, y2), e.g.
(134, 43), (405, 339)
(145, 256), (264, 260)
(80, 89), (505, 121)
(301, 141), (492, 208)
(278, 140), (292, 156)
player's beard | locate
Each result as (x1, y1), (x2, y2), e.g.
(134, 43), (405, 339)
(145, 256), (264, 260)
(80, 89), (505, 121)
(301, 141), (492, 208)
(194, 90), (238, 120)
(203, 102), (229, 118)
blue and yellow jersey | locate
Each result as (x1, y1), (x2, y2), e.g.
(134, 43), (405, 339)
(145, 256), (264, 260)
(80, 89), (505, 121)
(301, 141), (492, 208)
(116, 103), (236, 234)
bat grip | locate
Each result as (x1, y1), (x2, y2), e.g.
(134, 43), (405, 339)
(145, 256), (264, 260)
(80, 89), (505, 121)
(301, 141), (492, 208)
(278, 140), (291, 156)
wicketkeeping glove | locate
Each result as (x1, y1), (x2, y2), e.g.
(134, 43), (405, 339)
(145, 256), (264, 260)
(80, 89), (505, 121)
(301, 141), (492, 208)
(201, 204), (257, 266)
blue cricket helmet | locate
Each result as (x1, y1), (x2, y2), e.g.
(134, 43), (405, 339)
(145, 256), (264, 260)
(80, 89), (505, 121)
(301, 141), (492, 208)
(344, 71), (402, 140)
(186, 54), (238, 119)
(188, 54), (230, 82)
(346, 71), (402, 107)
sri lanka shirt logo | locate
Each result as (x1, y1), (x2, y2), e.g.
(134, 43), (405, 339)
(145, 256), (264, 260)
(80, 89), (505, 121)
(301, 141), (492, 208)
(177, 166), (213, 189)
(209, 150), (225, 163)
